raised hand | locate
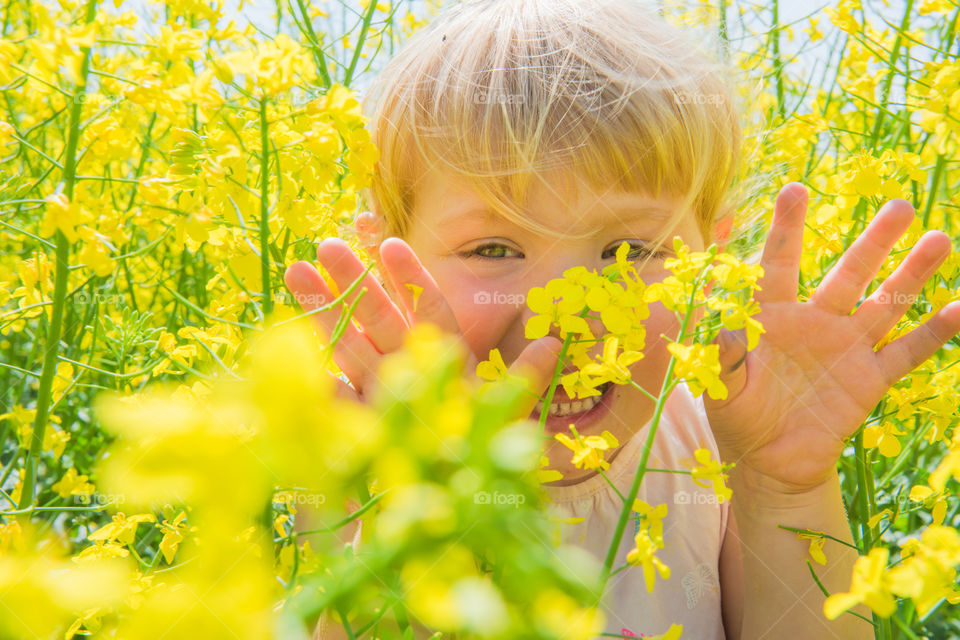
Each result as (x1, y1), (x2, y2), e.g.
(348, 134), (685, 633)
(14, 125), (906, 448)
(283, 234), (561, 415)
(704, 183), (960, 492)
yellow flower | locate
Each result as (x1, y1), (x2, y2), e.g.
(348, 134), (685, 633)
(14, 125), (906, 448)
(863, 421), (905, 457)
(824, 0), (861, 35)
(525, 276), (591, 340)
(797, 531), (828, 565)
(626, 529), (671, 592)
(888, 526), (960, 617)
(686, 448), (734, 502)
(476, 348), (508, 382)
(711, 253), (764, 292)
(909, 486), (948, 526)
(88, 513), (156, 546)
(667, 342), (727, 400)
(158, 511), (189, 564)
(40, 193), (88, 243)
(707, 297), (765, 350)
(824, 547), (895, 619)
(580, 335), (644, 386)
(929, 432), (960, 491)
(51, 468), (95, 499)
(536, 454), (563, 484)
(554, 426), (620, 471)
(803, 16), (823, 42)
(632, 499), (668, 545)
(558, 368), (607, 400)
(664, 236), (715, 284)
(405, 283), (424, 312)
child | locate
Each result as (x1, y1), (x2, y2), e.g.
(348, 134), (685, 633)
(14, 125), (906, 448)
(284, 0), (960, 637)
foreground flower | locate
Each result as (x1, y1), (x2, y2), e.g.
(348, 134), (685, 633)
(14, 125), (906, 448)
(823, 547), (895, 619)
(626, 529), (671, 592)
(632, 499), (668, 545)
(667, 343), (727, 400)
(686, 448), (734, 503)
(555, 426), (620, 471)
(888, 526), (960, 617)
(863, 420), (905, 457)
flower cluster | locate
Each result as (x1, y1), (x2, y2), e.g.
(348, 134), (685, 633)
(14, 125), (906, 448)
(626, 499), (671, 593)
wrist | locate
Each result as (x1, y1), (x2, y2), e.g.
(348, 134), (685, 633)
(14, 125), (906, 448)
(729, 465), (843, 516)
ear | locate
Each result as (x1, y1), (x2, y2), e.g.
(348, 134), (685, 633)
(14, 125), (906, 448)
(702, 215), (735, 298)
(712, 215), (734, 252)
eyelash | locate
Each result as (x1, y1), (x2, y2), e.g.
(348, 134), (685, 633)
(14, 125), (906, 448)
(601, 242), (667, 261)
(461, 243), (524, 260)
(461, 241), (666, 261)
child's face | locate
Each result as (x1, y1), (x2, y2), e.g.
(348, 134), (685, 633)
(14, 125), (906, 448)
(400, 169), (708, 483)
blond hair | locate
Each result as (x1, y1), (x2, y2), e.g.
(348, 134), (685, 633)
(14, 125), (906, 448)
(360, 0), (742, 254)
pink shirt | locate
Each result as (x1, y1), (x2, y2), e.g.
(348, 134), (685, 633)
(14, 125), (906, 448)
(542, 381), (730, 639)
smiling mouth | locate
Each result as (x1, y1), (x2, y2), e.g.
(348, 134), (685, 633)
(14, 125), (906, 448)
(533, 381), (614, 418)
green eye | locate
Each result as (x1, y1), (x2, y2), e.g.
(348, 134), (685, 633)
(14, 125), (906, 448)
(467, 243), (523, 259)
(602, 241), (660, 260)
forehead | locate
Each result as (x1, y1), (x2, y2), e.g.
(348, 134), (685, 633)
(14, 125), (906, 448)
(411, 167), (681, 237)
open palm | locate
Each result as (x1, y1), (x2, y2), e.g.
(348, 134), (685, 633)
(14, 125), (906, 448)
(704, 183), (960, 491)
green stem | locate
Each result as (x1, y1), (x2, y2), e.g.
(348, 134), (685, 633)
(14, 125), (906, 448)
(343, 0), (378, 86)
(598, 374), (677, 586)
(771, 0), (785, 120)
(17, 0), (98, 518)
(853, 434), (874, 552)
(868, 0), (914, 148)
(259, 98), (273, 317)
(293, 0), (332, 88)
(921, 154), (944, 228)
(538, 332), (575, 431)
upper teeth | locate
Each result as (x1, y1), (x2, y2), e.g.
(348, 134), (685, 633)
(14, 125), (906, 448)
(536, 383), (611, 417)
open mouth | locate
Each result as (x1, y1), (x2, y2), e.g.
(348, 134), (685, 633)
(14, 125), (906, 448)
(534, 381), (613, 417)
(530, 382), (614, 433)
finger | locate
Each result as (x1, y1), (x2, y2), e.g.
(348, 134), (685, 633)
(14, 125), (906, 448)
(504, 337), (563, 419)
(316, 237), (410, 353)
(284, 261), (381, 391)
(877, 301), (960, 387)
(379, 237), (463, 335)
(853, 231), (952, 344)
(354, 210), (383, 258)
(809, 199), (916, 316)
(756, 183), (808, 304)
(332, 375), (361, 402)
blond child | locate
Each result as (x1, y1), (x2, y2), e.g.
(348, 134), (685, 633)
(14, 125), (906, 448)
(285, 0), (960, 637)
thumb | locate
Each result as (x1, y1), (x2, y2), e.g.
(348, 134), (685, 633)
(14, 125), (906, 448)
(504, 337), (563, 420)
(711, 327), (748, 405)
